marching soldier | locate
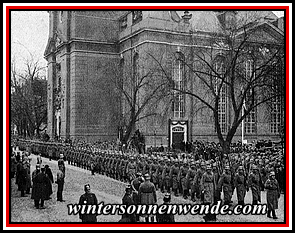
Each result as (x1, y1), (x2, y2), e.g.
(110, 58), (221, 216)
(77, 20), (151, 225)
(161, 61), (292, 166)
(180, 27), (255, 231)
(200, 163), (217, 222)
(217, 164), (233, 205)
(137, 155), (145, 175)
(186, 161), (197, 201)
(178, 160), (189, 199)
(126, 156), (137, 183)
(234, 165), (249, 206)
(212, 162), (221, 204)
(162, 158), (172, 193)
(169, 158), (180, 197)
(195, 161), (206, 200)
(264, 171), (280, 219)
(156, 157), (165, 193)
(150, 157), (159, 189)
(248, 165), (262, 205)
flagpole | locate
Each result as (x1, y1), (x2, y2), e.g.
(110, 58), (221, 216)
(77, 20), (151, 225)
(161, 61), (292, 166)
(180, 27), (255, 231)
(242, 97), (246, 145)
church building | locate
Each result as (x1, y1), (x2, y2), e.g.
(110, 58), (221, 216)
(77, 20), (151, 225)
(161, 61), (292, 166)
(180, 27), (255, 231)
(44, 10), (284, 148)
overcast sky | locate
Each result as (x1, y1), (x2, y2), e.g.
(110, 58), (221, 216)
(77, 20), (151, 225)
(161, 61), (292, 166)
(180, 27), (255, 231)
(10, 10), (285, 72)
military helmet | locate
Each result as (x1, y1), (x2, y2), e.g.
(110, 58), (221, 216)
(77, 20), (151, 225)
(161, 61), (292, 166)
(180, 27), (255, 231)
(269, 171), (275, 177)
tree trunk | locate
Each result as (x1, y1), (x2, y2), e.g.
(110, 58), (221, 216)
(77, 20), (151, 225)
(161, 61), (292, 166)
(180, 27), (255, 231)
(122, 118), (136, 145)
(221, 140), (231, 155)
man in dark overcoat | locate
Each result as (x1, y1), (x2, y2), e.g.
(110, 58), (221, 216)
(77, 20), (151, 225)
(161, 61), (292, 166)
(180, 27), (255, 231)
(120, 184), (137, 222)
(31, 165), (51, 208)
(78, 184), (98, 222)
(156, 193), (175, 223)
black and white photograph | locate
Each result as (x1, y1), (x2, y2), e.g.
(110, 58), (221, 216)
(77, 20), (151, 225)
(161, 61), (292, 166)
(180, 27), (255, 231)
(5, 3), (291, 230)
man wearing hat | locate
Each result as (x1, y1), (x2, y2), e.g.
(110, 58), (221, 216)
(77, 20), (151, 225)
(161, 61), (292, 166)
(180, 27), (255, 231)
(156, 193), (175, 223)
(31, 165), (51, 209)
(169, 159), (181, 197)
(248, 165), (262, 205)
(217, 164), (233, 205)
(186, 161), (197, 201)
(56, 164), (65, 202)
(131, 172), (144, 221)
(264, 171), (280, 219)
(16, 158), (29, 197)
(138, 173), (157, 222)
(201, 163), (217, 221)
(58, 154), (66, 178)
(120, 184), (137, 222)
(162, 158), (172, 193)
(179, 161), (189, 199)
(234, 166), (249, 206)
(212, 162), (221, 204)
(126, 156), (137, 183)
(78, 184), (98, 222)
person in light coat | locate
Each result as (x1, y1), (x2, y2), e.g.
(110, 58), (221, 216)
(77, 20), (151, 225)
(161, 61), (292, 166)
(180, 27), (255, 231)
(138, 173), (157, 222)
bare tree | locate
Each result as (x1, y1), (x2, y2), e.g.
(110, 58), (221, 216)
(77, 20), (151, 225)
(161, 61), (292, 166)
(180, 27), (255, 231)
(109, 52), (172, 148)
(151, 12), (284, 155)
(11, 55), (47, 138)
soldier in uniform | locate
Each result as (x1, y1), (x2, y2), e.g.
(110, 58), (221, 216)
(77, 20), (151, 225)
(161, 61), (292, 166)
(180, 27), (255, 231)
(186, 161), (197, 201)
(58, 154), (66, 177)
(150, 157), (159, 189)
(138, 173), (157, 222)
(121, 155), (129, 183)
(212, 162), (221, 204)
(137, 155), (145, 175)
(201, 163), (217, 222)
(234, 165), (249, 206)
(179, 160), (189, 199)
(169, 158), (181, 197)
(126, 156), (137, 183)
(264, 171), (280, 219)
(156, 157), (165, 193)
(131, 172), (144, 222)
(78, 184), (98, 222)
(217, 165), (233, 205)
(162, 158), (172, 193)
(248, 165), (262, 205)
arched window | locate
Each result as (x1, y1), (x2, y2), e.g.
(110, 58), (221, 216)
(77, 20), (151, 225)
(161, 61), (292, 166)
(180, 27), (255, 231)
(172, 51), (185, 118)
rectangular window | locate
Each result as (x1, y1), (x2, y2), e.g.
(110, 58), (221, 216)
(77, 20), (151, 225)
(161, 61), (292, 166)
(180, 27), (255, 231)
(244, 60), (257, 134)
(269, 61), (283, 134)
(270, 96), (282, 134)
(215, 60), (227, 133)
(172, 54), (185, 118)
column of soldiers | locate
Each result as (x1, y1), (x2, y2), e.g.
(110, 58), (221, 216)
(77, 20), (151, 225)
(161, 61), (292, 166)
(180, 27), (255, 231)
(12, 138), (284, 220)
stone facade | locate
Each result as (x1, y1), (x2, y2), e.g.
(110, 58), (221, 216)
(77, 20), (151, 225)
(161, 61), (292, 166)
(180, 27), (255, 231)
(44, 10), (284, 146)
